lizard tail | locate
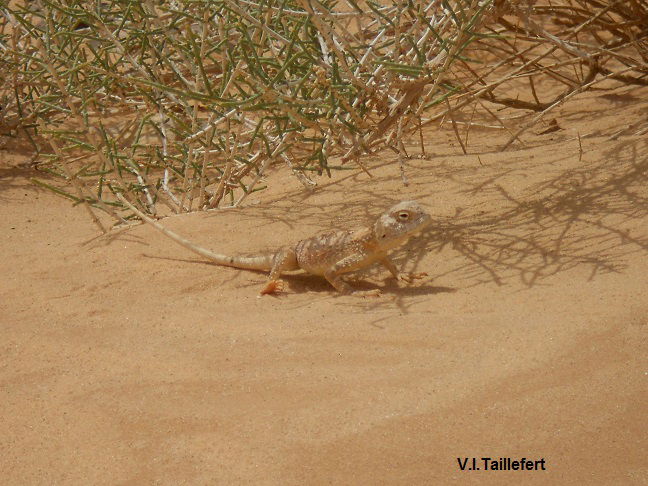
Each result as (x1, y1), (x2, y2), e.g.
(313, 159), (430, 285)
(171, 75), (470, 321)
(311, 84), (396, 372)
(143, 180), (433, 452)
(117, 194), (274, 271)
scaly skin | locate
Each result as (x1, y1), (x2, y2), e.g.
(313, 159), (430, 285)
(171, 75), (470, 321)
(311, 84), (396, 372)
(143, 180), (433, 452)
(118, 196), (431, 296)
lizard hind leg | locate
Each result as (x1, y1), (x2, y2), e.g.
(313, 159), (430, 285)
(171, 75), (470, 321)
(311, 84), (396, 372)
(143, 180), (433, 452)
(260, 248), (299, 295)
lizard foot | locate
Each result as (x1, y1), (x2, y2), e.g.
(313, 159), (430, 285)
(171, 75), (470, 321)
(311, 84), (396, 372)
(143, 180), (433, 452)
(260, 279), (285, 295)
(398, 272), (428, 284)
(350, 289), (382, 298)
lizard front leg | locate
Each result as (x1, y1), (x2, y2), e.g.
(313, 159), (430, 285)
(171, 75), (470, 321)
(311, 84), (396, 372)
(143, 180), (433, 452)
(379, 257), (427, 283)
(260, 248), (299, 295)
(324, 254), (381, 297)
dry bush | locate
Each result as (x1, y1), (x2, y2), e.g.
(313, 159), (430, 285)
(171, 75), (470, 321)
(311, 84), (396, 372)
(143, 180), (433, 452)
(0, 0), (646, 232)
(437, 0), (648, 150)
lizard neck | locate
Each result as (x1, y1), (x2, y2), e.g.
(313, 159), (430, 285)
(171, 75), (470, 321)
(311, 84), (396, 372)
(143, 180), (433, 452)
(354, 227), (400, 254)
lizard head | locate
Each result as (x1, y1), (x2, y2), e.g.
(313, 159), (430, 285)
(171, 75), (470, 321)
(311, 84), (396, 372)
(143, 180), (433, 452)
(372, 200), (431, 250)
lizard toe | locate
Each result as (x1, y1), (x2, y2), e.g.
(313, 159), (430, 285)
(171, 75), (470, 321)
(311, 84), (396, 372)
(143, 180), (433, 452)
(260, 279), (285, 295)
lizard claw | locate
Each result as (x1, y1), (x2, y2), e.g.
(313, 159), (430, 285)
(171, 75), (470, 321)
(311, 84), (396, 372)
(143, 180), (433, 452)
(260, 279), (285, 295)
(398, 272), (428, 283)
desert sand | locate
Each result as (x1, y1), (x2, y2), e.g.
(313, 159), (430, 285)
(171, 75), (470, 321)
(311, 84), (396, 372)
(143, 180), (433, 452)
(1, 82), (646, 485)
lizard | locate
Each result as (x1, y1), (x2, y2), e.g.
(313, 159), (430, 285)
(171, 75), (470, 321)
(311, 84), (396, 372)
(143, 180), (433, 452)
(117, 195), (432, 296)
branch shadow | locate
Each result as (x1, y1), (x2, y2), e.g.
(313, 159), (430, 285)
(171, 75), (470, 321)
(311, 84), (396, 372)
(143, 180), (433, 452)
(425, 138), (648, 289)
(94, 135), (647, 311)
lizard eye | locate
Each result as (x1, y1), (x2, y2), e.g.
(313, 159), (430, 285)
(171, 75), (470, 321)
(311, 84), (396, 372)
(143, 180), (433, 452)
(398, 211), (410, 220)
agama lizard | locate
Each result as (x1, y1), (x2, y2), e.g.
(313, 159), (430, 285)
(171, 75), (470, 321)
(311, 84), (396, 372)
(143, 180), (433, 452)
(118, 196), (431, 296)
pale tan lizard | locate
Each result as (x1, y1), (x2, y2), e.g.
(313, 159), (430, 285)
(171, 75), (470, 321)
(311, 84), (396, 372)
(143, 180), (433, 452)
(118, 196), (431, 296)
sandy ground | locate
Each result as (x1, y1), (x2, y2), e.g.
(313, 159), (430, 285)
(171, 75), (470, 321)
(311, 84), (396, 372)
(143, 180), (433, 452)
(1, 82), (647, 485)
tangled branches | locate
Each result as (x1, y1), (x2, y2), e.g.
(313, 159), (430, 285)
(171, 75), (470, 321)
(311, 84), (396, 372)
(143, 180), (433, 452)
(0, 1), (646, 231)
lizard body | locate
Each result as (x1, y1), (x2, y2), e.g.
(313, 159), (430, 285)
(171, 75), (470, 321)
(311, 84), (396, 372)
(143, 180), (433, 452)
(118, 196), (431, 296)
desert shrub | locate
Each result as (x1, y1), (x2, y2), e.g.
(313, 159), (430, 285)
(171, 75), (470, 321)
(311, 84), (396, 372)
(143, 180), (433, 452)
(1, 0), (646, 231)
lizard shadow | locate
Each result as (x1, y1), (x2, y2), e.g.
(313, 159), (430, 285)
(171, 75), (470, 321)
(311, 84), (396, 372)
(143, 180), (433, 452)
(139, 254), (456, 298)
(279, 274), (457, 297)
(376, 280), (457, 296)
